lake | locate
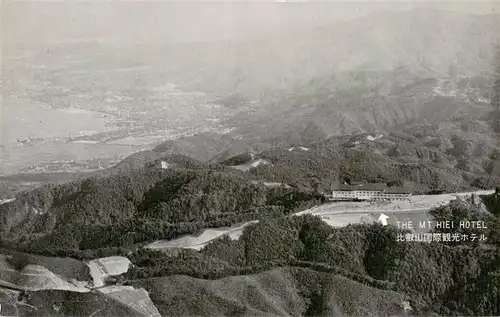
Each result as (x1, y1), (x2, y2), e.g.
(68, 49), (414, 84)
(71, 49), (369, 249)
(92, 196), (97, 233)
(1, 96), (137, 175)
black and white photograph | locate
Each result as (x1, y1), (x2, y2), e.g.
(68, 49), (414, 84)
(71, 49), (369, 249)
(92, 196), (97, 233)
(1, 1), (500, 316)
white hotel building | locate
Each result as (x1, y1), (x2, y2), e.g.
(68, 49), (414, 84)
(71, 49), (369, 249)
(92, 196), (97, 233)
(328, 183), (412, 202)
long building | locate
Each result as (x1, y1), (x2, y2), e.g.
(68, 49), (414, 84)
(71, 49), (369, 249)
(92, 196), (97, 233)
(328, 182), (412, 202)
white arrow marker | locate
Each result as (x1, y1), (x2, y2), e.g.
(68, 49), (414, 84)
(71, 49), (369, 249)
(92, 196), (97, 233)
(378, 213), (389, 226)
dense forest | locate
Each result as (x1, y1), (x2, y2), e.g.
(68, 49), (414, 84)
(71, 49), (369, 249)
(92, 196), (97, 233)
(0, 158), (324, 257)
(125, 207), (500, 316)
(241, 138), (494, 194)
(430, 193), (500, 246)
(482, 187), (500, 216)
(1, 149), (499, 316)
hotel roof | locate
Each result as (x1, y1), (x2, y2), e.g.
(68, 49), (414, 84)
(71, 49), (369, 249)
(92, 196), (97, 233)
(334, 183), (411, 194)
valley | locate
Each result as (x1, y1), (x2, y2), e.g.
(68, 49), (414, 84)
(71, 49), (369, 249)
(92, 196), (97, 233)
(2, 51), (245, 177)
(1, 90), (239, 176)
(1, 3), (500, 317)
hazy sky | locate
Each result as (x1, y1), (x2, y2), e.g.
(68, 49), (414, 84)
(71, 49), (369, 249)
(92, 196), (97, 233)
(3, 1), (499, 45)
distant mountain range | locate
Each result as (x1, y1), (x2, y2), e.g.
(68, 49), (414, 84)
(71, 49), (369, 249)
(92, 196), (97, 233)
(93, 73), (498, 194)
(1, 8), (500, 317)
(2, 71), (498, 197)
(154, 9), (499, 96)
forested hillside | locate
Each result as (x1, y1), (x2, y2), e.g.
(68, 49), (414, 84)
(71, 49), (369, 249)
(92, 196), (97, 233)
(130, 267), (410, 317)
(125, 209), (500, 316)
(3, 5), (500, 317)
(225, 135), (497, 193)
(1, 143), (499, 317)
(2, 136), (499, 256)
(0, 161), (322, 257)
